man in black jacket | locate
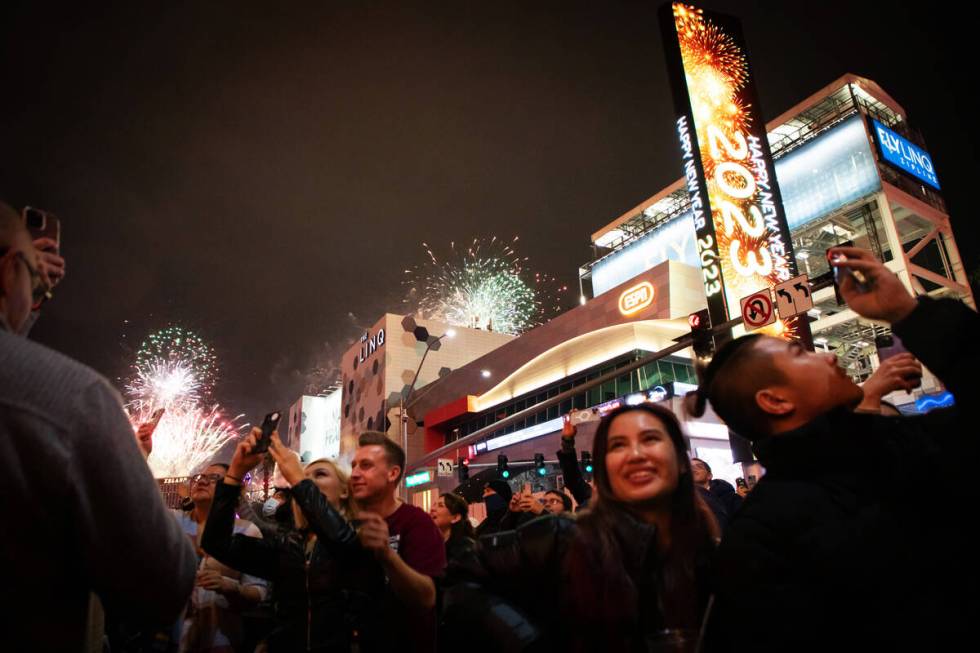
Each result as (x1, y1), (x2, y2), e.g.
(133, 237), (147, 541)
(691, 247), (979, 652)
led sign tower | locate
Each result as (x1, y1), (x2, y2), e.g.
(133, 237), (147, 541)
(659, 3), (809, 345)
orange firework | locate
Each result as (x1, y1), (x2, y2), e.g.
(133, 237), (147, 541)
(758, 317), (799, 341)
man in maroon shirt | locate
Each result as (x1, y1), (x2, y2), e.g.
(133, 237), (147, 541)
(351, 431), (446, 652)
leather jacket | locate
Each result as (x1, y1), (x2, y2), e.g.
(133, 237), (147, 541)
(202, 480), (386, 652)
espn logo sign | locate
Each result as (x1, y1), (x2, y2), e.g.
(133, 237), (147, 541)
(618, 281), (655, 316)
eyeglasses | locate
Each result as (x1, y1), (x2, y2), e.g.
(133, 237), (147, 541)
(0, 249), (46, 304)
(191, 473), (224, 485)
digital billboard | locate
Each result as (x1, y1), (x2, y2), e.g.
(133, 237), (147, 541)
(288, 392), (342, 462)
(659, 3), (800, 329)
(591, 213), (699, 296)
(776, 115), (881, 230)
(590, 116), (882, 298)
(871, 119), (940, 190)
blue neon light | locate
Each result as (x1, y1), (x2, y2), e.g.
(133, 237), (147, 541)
(871, 119), (940, 190)
(914, 391), (955, 413)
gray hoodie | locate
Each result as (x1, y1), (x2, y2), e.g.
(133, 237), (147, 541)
(0, 322), (197, 650)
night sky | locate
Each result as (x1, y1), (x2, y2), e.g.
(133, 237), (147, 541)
(3, 1), (976, 417)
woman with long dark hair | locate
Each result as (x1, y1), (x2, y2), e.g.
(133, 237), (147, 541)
(429, 492), (476, 563)
(442, 402), (718, 652)
(562, 403), (718, 651)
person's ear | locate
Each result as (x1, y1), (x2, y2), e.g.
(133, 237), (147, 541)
(388, 465), (401, 484)
(756, 388), (795, 416)
(450, 514), (461, 524)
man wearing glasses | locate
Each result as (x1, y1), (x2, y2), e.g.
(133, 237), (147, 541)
(173, 463), (268, 652)
(0, 201), (198, 650)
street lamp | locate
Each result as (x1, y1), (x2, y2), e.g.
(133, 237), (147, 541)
(398, 316), (455, 497)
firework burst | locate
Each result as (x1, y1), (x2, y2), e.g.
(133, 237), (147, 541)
(127, 360), (201, 408)
(130, 401), (244, 478)
(134, 326), (217, 402)
(403, 236), (567, 335)
(126, 326), (241, 478)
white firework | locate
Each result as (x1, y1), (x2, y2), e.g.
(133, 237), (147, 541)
(132, 402), (244, 479)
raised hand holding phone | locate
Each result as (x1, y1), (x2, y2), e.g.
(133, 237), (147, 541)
(135, 407), (165, 457)
(828, 247), (917, 324)
(226, 427), (265, 484)
(251, 410), (281, 454)
(269, 432), (304, 486)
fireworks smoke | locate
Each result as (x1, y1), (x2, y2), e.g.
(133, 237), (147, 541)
(403, 236), (567, 336)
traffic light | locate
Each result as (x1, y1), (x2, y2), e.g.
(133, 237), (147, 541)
(497, 454), (511, 479)
(457, 457), (469, 482)
(534, 453), (547, 476)
(688, 309), (714, 360)
(581, 451), (593, 476)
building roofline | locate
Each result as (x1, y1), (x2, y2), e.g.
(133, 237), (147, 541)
(591, 74), (906, 243)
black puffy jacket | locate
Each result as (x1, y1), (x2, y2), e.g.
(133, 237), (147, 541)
(709, 298), (980, 652)
(202, 480), (386, 652)
(443, 510), (713, 652)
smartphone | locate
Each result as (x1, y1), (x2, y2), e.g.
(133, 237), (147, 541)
(875, 333), (908, 362)
(827, 242), (870, 294)
(569, 408), (599, 426)
(735, 477), (747, 490)
(252, 410), (282, 454)
(149, 407), (166, 428)
(23, 206), (61, 251)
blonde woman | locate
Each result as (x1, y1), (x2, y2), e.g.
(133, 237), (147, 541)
(202, 431), (385, 652)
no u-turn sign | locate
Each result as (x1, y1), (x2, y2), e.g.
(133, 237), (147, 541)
(740, 290), (776, 330)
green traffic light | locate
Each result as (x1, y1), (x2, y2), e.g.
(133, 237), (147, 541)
(585, 465), (593, 473)
(537, 468), (546, 476)
(502, 470), (510, 478)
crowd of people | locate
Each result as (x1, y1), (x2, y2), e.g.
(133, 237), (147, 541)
(2, 198), (977, 652)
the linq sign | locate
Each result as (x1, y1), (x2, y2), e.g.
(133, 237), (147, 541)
(872, 119), (940, 190)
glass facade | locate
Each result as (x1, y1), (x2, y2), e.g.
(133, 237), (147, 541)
(591, 213), (699, 296)
(775, 115), (881, 230)
(589, 115), (881, 297)
(449, 353), (694, 444)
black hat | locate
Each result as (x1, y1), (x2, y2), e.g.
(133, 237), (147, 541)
(484, 479), (513, 504)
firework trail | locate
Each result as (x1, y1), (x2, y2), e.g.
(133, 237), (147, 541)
(403, 236), (567, 336)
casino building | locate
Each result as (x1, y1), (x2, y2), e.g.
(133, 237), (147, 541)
(336, 314), (514, 462)
(403, 74), (973, 508)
